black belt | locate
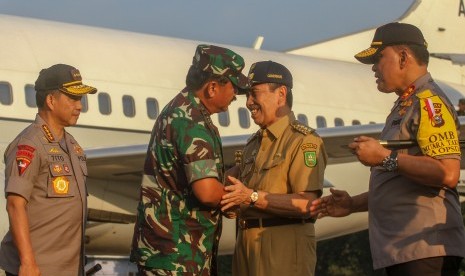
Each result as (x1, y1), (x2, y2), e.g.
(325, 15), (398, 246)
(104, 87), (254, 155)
(239, 217), (315, 229)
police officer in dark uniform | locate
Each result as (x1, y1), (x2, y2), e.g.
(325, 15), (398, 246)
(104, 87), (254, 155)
(0, 64), (97, 276)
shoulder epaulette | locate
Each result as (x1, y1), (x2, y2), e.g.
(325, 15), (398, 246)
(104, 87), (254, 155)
(291, 120), (315, 135)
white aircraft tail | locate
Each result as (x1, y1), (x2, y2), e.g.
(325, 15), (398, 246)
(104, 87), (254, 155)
(288, 0), (465, 84)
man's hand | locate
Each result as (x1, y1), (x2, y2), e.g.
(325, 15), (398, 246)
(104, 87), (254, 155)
(222, 205), (240, 219)
(348, 136), (390, 167)
(310, 188), (353, 218)
(220, 176), (252, 211)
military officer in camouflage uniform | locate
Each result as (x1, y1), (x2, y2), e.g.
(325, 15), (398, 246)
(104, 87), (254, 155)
(0, 64), (96, 276)
(130, 44), (249, 275)
(221, 61), (327, 276)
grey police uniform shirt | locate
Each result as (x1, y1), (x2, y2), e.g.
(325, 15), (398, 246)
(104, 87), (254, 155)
(0, 114), (88, 276)
(368, 73), (465, 269)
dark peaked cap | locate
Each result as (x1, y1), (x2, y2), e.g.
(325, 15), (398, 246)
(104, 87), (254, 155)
(354, 22), (428, 64)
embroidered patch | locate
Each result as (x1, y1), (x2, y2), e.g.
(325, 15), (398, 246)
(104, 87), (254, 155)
(423, 98), (445, 127)
(63, 164), (70, 173)
(417, 91), (460, 157)
(18, 145), (36, 153)
(16, 145), (35, 175)
(53, 164), (63, 173)
(16, 158), (31, 175)
(49, 147), (61, 154)
(304, 151), (317, 167)
(301, 143), (317, 151)
(52, 176), (69, 194)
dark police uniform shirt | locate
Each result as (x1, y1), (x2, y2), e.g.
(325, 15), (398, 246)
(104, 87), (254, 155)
(0, 114), (88, 276)
(369, 73), (465, 269)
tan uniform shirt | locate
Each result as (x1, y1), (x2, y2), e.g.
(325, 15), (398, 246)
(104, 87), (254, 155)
(369, 73), (465, 269)
(0, 114), (88, 276)
(234, 112), (327, 276)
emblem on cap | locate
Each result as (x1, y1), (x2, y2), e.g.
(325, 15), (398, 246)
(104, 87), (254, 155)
(70, 69), (82, 81)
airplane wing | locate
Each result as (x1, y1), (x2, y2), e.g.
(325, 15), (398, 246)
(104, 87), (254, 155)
(84, 123), (387, 186)
(84, 116), (465, 218)
(85, 117), (465, 185)
(430, 53), (465, 66)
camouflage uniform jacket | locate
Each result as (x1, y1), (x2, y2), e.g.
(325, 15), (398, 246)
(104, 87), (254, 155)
(130, 88), (224, 275)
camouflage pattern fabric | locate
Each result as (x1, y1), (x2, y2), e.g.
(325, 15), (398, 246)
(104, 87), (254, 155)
(193, 44), (249, 91)
(130, 88), (224, 276)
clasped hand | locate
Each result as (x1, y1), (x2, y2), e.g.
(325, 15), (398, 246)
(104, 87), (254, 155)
(221, 176), (251, 213)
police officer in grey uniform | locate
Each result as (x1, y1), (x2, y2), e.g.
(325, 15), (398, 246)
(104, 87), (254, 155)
(311, 23), (465, 275)
(0, 64), (97, 276)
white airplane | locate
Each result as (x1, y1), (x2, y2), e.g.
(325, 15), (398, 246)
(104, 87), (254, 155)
(0, 0), (465, 274)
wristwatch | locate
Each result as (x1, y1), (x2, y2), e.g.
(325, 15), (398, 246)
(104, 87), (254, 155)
(382, 151), (398, 171)
(250, 190), (259, 206)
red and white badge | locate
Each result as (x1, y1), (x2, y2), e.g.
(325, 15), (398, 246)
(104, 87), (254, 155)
(16, 145), (35, 175)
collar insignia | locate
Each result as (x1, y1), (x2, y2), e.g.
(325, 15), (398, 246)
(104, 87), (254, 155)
(41, 125), (55, 142)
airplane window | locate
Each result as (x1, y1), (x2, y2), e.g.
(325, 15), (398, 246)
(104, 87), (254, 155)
(238, 107), (250, 129)
(0, 82), (12, 105)
(146, 98), (159, 120)
(297, 114), (308, 125)
(316, 116), (327, 128)
(123, 95), (136, 117)
(81, 95), (88, 113)
(335, 118), (344, 126)
(218, 111), (230, 127)
(98, 92), (112, 115)
(25, 84), (37, 108)
(352, 120), (361, 125)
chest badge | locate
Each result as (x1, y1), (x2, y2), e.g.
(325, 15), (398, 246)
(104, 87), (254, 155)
(52, 176), (70, 194)
(53, 164), (62, 173)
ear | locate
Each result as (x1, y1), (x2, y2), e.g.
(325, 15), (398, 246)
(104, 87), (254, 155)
(206, 81), (217, 98)
(399, 50), (408, 69)
(277, 85), (287, 105)
(45, 93), (57, 110)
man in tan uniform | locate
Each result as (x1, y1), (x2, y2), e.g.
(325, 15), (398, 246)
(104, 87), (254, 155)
(0, 64), (97, 276)
(221, 61), (327, 276)
(311, 23), (465, 275)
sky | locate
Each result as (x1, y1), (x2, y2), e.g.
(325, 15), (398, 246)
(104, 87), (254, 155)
(0, 0), (414, 51)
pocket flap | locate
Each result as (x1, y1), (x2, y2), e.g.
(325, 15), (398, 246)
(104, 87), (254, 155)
(262, 157), (285, 170)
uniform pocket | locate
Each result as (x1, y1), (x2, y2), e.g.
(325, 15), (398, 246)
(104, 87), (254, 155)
(262, 157), (285, 170)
